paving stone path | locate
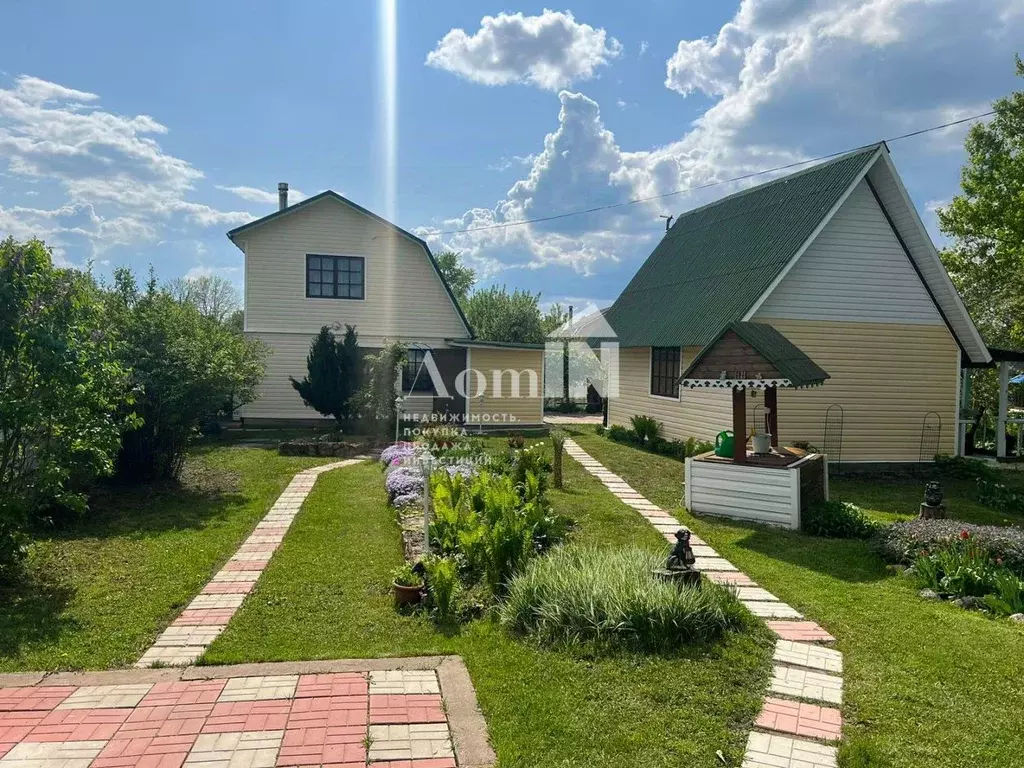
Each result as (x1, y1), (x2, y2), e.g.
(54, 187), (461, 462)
(0, 657), (495, 768)
(137, 460), (365, 669)
(564, 440), (845, 768)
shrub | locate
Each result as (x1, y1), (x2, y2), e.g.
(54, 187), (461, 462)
(594, 425), (606, 436)
(289, 324), (360, 424)
(502, 547), (747, 651)
(107, 269), (266, 481)
(876, 519), (1024, 575)
(630, 415), (661, 444)
(423, 555), (460, 623)
(912, 532), (998, 597)
(606, 424), (635, 444)
(976, 478), (1024, 516)
(802, 501), (876, 539)
(354, 340), (406, 436)
(1, 239), (134, 520)
(933, 454), (998, 481)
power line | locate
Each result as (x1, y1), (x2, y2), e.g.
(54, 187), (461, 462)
(437, 110), (995, 237)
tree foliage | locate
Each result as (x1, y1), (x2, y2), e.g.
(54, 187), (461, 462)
(107, 268), (267, 481)
(434, 250), (476, 304)
(938, 56), (1024, 425)
(165, 273), (241, 324)
(0, 239), (135, 577)
(290, 324), (361, 424)
(465, 286), (549, 344)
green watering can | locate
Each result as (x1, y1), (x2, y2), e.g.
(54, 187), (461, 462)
(714, 430), (734, 457)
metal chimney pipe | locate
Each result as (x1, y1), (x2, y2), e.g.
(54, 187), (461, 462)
(278, 182), (289, 211)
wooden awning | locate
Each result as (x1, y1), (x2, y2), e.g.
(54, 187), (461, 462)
(678, 322), (829, 390)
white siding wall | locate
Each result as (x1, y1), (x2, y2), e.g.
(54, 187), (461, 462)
(607, 347), (732, 441)
(242, 197), (468, 343)
(753, 179), (943, 324)
(686, 459), (799, 529)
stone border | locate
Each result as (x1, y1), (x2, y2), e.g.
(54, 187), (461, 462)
(0, 655), (496, 768)
(565, 439), (845, 768)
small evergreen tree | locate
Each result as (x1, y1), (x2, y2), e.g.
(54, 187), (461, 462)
(290, 325), (360, 425)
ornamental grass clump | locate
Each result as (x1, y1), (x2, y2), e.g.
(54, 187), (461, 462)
(501, 546), (747, 651)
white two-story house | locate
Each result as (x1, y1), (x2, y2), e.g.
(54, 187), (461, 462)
(228, 184), (544, 430)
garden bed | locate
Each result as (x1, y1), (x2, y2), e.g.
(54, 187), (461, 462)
(278, 436), (376, 457)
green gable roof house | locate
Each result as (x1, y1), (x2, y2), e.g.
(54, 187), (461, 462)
(602, 143), (991, 466)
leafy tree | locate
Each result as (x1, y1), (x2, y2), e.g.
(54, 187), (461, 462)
(166, 273), (241, 324)
(542, 303), (569, 335)
(355, 340), (407, 437)
(290, 325), (361, 425)
(0, 239), (135, 577)
(939, 56), (1024, 428)
(434, 250), (476, 304)
(107, 269), (267, 481)
(464, 286), (548, 344)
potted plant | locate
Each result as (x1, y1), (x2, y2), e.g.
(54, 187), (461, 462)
(392, 562), (424, 605)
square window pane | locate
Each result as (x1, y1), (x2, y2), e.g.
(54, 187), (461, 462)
(350, 260), (363, 273)
(308, 256), (320, 269)
(351, 285), (363, 299)
(309, 283), (321, 296)
(337, 284), (350, 298)
(308, 269), (320, 283)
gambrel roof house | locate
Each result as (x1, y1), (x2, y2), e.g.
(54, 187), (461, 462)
(602, 143), (990, 464)
(227, 186), (545, 431)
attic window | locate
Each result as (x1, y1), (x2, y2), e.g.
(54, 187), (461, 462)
(650, 346), (680, 399)
(306, 254), (364, 299)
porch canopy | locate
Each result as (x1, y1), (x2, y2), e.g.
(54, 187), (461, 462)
(678, 322), (829, 464)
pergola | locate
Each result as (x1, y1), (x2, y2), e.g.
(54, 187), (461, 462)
(961, 347), (1024, 460)
(678, 322), (830, 464)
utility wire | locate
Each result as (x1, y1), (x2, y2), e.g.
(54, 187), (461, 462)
(437, 110), (995, 237)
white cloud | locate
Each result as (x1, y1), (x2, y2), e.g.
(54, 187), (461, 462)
(639, 40), (649, 57)
(426, 9), (622, 91)
(0, 74), (253, 256)
(217, 184), (308, 205)
(421, 0), (1023, 279)
(184, 264), (241, 280)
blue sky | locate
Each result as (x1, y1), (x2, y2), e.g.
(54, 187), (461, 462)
(1, 1), (1022, 316)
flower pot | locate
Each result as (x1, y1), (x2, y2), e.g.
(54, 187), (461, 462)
(393, 582), (423, 606)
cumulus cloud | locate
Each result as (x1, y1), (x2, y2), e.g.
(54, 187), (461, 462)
(422, 0), (1023, 279)
(217, 184), (308, 205)
(0, 74), (253, 255)
(426, 9), (622, 91)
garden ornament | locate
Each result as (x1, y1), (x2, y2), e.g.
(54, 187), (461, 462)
(654, 528), (701, 587)
(920, 481), (947, 520)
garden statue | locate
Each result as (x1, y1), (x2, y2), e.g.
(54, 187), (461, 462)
(920, 481), (947, 520)
(654, 528), (701, 587)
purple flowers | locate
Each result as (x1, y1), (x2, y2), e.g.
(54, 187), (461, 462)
(385, 466), (424, 502)
(393, 493), (421, 508)
(380, 442), (416, 467)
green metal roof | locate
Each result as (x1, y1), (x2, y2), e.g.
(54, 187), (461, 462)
(226, 190), (474, 338)
(681, 321), (830, 388)
(604, 145), (881, 347)
(446, 338), (546, 350)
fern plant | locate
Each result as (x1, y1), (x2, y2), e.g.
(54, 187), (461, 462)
(630, 415), (661, 444)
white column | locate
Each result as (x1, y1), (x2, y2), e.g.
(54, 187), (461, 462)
(997, 360), (1009, 459)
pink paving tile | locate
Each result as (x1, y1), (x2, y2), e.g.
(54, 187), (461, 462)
(703, 571), (757, 586)
(278, 725), (366, 766)
(295, 674), (368, 699)
(237, 543), (278, 553)
(117, 703), (215, 739)
(92, 733), (197, 768)
(286, 696), (368, 729)
(171, 608), (238, 626)
(0, 711), (45, 743)
(0, 686), (75, 711)
(202, 581), (256, 595)
(138, 681), (226, 708)
(767, 621), (836, 643)
(370, 760), (457, 768)
(202, 699), (291, 732)
(755, 696), (842, 741)
(26, 706), (130, 742)
(369, 695), (446, 725)
(0, 743), (14, 759)
(221, 560), (267, 572)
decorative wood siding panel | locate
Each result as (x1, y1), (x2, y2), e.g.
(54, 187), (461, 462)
(754, 179), (943, 324)
(688, 331), (782, 380)
(759, 319), (958, 462)
(239, 332), (333, 420)
(467, 348), (544, 426)
(242, 197), (467, 341)
(607, 347), (733, 440)
(687, 460), (797, 528)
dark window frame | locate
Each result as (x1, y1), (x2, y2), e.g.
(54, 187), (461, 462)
(305, 254), (365, 300)
(403, 348), (434, 393)
(650, 346), (681, 399)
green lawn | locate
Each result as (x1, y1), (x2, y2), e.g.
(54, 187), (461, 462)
(0, 446), (325, 672)
(206, 455), (773, 768)
(567, 429), (1024, 768)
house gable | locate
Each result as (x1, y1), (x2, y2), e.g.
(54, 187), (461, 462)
(235, 194), (470, 343)
(752, 178), (943, 325)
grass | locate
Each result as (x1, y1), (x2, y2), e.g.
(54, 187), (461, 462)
(206, 451), (774, 768)
(567, 429), (1024, 768)
(0, 446), (325, 672)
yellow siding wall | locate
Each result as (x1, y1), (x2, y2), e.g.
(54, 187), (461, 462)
(466, 348), (544, 427)
(242, 332), (332, 420)
(607, 347), (732, 441)
(759, 319), (957, 461)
